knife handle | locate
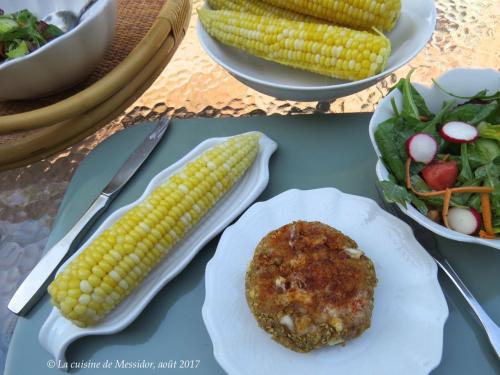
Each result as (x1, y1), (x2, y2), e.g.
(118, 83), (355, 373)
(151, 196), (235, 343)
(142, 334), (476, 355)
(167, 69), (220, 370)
(8, 194), (110, 316)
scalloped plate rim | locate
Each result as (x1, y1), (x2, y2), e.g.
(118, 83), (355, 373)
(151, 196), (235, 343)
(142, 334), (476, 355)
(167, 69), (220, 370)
(203, 187), (448, 375)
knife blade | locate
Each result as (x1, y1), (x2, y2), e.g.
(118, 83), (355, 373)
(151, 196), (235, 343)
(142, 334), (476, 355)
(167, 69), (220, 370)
(8, 118), (170, 316)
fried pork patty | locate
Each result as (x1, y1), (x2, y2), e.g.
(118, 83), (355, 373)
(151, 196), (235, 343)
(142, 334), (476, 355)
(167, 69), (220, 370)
(245, 221), (377, 352)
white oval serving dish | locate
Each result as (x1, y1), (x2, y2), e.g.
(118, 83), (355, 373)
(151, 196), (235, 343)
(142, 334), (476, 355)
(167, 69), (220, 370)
(197, 0), (436, 101)
(0, 0), (116, 100)
(369, 68), (500, 250)
(39, 131), (277, 365)
(203, 188), (448, 375)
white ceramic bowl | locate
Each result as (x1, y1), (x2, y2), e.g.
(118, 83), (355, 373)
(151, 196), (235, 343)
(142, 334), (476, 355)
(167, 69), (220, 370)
(197, 0), (436, 101)
(369, 68), (500, 250)
(0, 0), (116, 100)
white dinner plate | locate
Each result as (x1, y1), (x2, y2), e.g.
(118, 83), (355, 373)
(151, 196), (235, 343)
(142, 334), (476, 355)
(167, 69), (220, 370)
(197, 0), (436, 101)
(203, 188), (448, 375)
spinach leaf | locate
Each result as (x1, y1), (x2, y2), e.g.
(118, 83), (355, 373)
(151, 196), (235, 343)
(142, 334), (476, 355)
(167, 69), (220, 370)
(493, 216), (500, 234)
(468, 194), (482, 212)
(379, 180), (429, 215)
(14, 9), (38, 28)
(402, 77), (420, 119)
(490, 185), (500, 217)
(478, 122), (500, 142)
(396, 77), (433, 119)
(379, 180), (411, 207)
(432, 79), (500, 101)
(0, 16), (17, 35)
(375, 117), (407, 182)
(476, 138), (500, 162)
(454, 179), (481, 206)
(474, 162), (500, 181)
(6, 40), (28, 59)
(410, 194), (429, 215)
(467, 142), (491, 169)
(442, 102), (498, 125)
(393, 124), (414, 161)
(486, 104), (500, 124)
(458, 143), (474, 182)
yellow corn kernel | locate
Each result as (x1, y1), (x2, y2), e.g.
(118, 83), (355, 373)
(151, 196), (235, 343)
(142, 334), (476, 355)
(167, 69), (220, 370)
(48, 133), (261, 327)
(207, 0), (318, 22)
(259, 0), (401, 31)
(198, 9), (391, 81)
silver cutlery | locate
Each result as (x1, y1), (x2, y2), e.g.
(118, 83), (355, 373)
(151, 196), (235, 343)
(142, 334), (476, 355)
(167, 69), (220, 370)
(43, 0), (98, 33)
(375, 184), (500, 360)
(8, 117), (170, 316)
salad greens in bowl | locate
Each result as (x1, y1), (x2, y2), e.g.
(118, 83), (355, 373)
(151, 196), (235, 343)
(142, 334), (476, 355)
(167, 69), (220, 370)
(0, 0), (116, 100)
(369, 68), (500, 249)
(0, 8), (63, 62)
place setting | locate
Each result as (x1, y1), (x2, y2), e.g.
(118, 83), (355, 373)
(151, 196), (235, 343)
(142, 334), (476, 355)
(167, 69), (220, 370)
(1, 1), (498, 374)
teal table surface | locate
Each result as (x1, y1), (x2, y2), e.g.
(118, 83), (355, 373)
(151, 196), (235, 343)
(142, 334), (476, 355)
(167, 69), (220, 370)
(6, 114), (500, 374)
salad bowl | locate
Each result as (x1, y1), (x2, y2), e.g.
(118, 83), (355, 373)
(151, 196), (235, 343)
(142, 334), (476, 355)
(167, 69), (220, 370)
(0, 0), (116, 100)
(369, 68), (500, 250)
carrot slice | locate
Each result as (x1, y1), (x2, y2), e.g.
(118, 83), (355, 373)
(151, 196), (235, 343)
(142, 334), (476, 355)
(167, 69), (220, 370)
(405, 158), (412, 189)
(481, 193), (494, 236)
(442, 189), (452, 229)
(448, 186), (493, 194)
(479, 230), (496, 239)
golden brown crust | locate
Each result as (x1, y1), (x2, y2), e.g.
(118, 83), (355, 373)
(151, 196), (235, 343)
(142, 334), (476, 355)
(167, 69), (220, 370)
(246, 221), (377, 352)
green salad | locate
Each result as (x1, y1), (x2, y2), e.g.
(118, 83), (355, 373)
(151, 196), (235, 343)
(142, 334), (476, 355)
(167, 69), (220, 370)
(0, 8), (63, 62)
(376, 71), (499, 238)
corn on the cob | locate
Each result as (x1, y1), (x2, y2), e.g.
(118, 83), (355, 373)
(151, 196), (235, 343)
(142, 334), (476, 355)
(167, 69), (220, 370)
(48, 133), (261, 327)
(260, 0), (401, 31)
(198, 9), (391, 81)
(207, 0), (318, 23)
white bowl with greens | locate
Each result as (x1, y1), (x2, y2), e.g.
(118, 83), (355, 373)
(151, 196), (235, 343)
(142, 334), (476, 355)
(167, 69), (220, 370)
(0, 0), (116, 100)
(369, 68), (500, 249)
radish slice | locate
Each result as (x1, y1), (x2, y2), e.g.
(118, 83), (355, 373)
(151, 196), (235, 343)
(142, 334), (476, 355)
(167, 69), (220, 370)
(439, 121), (479, 143)
(447, 207), (482, 235)
(406, 133), (438, 164)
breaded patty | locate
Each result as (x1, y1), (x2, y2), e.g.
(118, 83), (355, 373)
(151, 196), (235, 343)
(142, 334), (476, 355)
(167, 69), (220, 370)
(245, 221), (377, 352)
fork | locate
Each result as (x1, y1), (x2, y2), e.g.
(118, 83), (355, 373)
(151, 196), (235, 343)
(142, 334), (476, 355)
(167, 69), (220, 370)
(375, 184), (500, 360)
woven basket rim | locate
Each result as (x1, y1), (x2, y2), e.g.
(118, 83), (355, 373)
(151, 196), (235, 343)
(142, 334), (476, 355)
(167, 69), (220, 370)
(0, 0), (192, 170)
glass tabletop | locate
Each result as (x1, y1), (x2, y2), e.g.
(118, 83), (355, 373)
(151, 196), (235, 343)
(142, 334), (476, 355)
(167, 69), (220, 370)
(0, 0), (499, 372)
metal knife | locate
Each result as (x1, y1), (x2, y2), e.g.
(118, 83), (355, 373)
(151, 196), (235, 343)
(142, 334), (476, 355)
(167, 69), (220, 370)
(375, 184), (500, 360)
(405, 219), (500, 360)
(8, 117), (170, 316)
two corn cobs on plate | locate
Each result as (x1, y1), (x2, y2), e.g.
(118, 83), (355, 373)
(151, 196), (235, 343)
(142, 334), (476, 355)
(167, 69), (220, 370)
(48, 133), (261, 327)
(200, 0), (401, 81)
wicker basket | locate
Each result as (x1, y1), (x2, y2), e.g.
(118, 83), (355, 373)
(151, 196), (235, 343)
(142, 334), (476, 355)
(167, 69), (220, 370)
(0, 0), (191, 171)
